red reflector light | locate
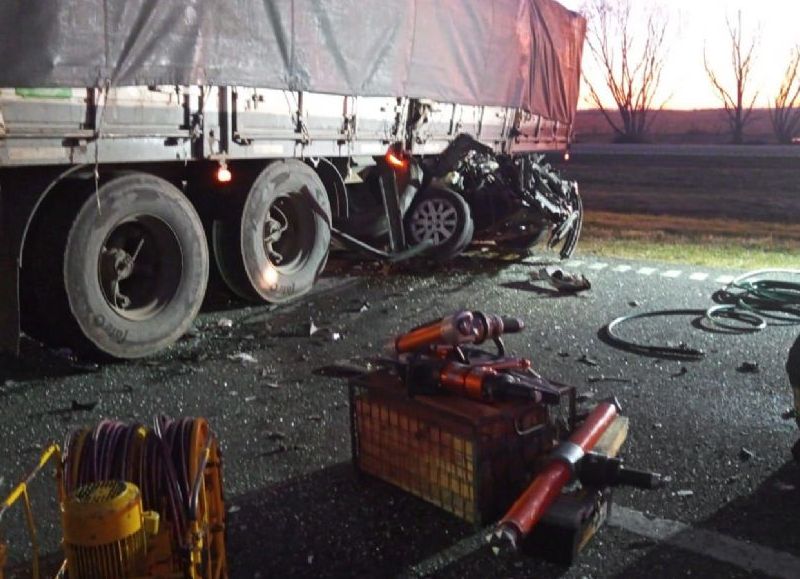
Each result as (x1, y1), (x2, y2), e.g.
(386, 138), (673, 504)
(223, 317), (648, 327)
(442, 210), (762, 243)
(386, 150), (407, 170)
(216, 163), (232, 183)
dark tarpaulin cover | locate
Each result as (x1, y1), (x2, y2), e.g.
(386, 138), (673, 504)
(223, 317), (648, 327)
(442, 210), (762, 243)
(0, 0), (585, 124)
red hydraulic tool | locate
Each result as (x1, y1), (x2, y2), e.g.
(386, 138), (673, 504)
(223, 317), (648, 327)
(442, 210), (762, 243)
(492, 400), (620, 551)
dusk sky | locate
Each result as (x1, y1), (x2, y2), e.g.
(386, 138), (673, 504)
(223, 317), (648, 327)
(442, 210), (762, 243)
(560, 0), (800, 110)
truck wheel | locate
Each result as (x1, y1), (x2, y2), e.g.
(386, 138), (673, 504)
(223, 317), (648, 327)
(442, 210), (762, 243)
(211, 219), (262, 302)
(404, 186), (473, 261)
(62, 174), (208, 358)
(240, 160), (331, 303)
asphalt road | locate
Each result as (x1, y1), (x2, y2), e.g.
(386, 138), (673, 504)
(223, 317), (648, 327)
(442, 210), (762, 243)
(1, 250), (798, 578)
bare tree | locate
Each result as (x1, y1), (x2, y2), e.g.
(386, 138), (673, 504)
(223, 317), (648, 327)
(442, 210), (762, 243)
(581, 0), (669, 143)
(704, 11), (759, 145)
(770, 46), (800, 144)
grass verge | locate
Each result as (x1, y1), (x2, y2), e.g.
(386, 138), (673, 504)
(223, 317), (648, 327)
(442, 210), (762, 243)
(577, 212), (800, 270)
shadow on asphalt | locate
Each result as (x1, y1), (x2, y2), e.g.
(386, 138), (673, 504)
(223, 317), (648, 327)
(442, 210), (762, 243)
(612, 460), (800, 578)
(225, 462), (566, 579)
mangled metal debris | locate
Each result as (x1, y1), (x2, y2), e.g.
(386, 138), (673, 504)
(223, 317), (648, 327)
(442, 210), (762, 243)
(530, 266), (592, 293)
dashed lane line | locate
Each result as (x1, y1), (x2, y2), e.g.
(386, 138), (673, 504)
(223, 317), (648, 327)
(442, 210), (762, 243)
(612, 265), (633, 272)
(661, 270), (683, 278)
(588, 262), (609, 270)
(716, 274), (736, 284)
(637, 267), (658, 276)
(689, 272), (710, 281)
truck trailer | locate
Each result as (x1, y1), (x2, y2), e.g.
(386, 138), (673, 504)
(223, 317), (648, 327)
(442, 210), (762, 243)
(0, 0), (586, 359)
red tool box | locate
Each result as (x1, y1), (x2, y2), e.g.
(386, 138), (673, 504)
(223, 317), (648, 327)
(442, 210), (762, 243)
(349, 368), (576, 525)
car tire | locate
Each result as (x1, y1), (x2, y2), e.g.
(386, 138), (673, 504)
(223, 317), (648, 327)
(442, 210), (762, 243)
(403, 186), (474, 261)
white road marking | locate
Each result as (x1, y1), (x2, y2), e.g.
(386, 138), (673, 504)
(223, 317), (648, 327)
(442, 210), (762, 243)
(612, 265), (633, 272)
(609, 506), (800, 579)
(689, 272), (710, 281)
(661, 270), (683, 278)
(716, 274), (735, 284)
(399, 505), (800, 579)
(567, 260), (585, 267)
(588, 262), (609, 270)
(637, 267), (658, 276)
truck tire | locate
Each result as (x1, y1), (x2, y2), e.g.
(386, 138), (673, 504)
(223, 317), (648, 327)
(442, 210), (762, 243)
(240, 160), (331, 303)
(59, 174), (208, 358)
(404, 186), (473, 261)
(211, 219), (262, 302)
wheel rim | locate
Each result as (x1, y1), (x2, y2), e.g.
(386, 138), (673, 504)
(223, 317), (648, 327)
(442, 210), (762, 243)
(97, 215), (182, 321)
(262, 192), (316, 274)
(408, 198), (459, 245)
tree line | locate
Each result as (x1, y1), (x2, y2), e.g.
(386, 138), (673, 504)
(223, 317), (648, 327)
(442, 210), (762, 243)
(581, 0), (800, 144)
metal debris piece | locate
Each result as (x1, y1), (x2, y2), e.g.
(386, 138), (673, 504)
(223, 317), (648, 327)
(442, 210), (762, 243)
(531, 266), (591, 293)
(628, 301), (639, 307)
(737, 361), (760, 374)
(578, 354), (600, 367)
(359, 302), (370, 313)
(244, 395), (257, 402)
(228, 505), (241, 514)
(70, 399), (99, 412)
(228, 352), (258, 364)
(265, 382), (281, 389)
(217, 318), (234, 328)
(675, 489), (694, 497)
(587, 376), (631, 384)
(739, 447), (755, 461)
(331, 332), (342, 341)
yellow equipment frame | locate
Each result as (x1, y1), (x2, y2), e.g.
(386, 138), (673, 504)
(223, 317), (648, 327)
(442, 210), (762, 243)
(0, 420), (227, 579)
(0, 444), (63, 579)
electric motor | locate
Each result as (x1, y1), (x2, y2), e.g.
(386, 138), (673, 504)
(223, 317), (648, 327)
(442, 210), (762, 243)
(62, 481), (149, 579)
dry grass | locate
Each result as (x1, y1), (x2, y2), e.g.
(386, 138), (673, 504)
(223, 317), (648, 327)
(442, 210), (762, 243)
(579, 211), (800, 269)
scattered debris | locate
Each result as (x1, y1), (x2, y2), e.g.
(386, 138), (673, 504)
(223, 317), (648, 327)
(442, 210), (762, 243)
(652, 422), (663, 429)
(70, 399), (99, 412)
(314, 360), (373, 378)
(244, 395), (257, 403)
(675, 489), (694, 497)
(358, 302), (370, 313)
(309, 321), (320, 336)
(331, 332), (342, 342)
(307, 414), (323, 422)
(578, 354), (600, 367)
(587, 376), (631, 384)
(737, 361), (760, 374)
(217, 318), (234, 329)
(227, 505), (241, 514)
(228, 352), (258, 364)
(738, 447), (755, 461)
(628, 301), (639, 308)
(531, 266), (591, 293)
(558, 351), (570, 358)
(671, 367), (688, 378)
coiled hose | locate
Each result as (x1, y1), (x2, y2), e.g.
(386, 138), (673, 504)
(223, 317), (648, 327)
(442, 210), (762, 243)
(62, 417), (218, 550)
(603, 269), (800, 359)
